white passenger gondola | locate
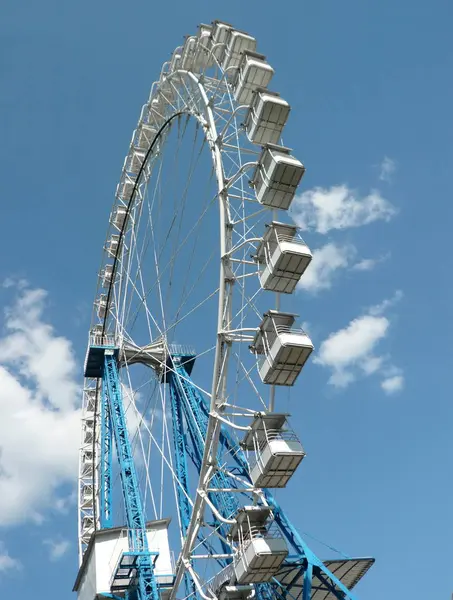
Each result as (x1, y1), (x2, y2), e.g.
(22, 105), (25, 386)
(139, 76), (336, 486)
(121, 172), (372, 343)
(84, 388), (96, 413)
(148, 95), (166, 126)
(253, 144), (305, 209)
(169, 47), (183, 72)
(116, 173), (134, 202)
(211, 20), (233, 62)
(245, 91), (290, 145)
(82, 414), (94, 445)
(111, 205), (127, 229)
(255, 222), (312, 294)
(105, 234), (119, 257)
(243, 413), (305, 488)
(135, 121), (158, 151)
(233, 51), (274, 105)
(125, 148), (146, 175)
(222, 30), (257, 75)
(96, 294), (108, 319)
(229, 506), (288, 584)
(194, 24), (213, 70)
(80, 449), (94, 478)
(80, 484), (93, 509)
(181, 36), (197, 71)
(218, 585), (254, 600)
(252, 311), (314, 386)
(101, 264), (114, 288)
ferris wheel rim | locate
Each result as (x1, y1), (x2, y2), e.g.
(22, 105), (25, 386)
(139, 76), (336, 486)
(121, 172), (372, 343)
(75, 23), (376, 600)
(76, 23), (348, 600)
(99, 109), (185, 338)
(79, 62), (255, 568)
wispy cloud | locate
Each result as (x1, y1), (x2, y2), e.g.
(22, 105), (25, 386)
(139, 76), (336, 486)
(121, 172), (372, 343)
(369, 290), (403, 316)
(54, 490), (77, 515)
(43, 538), (71, 561)
(381, 374), (405, 394)
(314, 292), (404, 391)
(0, 543), (21, 573)
(297, 242), (356, 293)
(291, 184), (397, 234)
(352, 253), (390, 272)
(379, 156), (397, 183)
(297, 244), (391, 294)
(2, 277), (28, 290)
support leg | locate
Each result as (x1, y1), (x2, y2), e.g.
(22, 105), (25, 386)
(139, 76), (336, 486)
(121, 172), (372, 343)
(302, 563), (312, 600)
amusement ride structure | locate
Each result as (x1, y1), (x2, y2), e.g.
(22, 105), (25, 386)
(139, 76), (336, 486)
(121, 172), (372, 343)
(74, 21), (374, 600)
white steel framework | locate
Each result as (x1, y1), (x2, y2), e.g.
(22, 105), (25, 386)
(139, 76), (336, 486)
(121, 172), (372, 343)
(76, 20), (373, 600)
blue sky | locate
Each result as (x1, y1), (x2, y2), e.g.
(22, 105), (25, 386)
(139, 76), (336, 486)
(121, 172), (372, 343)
(0, 0), (452, 599)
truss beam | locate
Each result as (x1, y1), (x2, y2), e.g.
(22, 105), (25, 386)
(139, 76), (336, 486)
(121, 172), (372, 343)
(103, 351), (159, 600)
(169, 359), (361, 600)
(100, 376), (113, 528)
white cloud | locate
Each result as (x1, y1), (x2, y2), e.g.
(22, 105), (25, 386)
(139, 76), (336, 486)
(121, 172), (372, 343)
(43, 538), (71, 561)
(2, 277), (27, 290)
(0, 288), (79, 412)
(369, 290), (403, 316)
(298, 243), (355, 293)
(0, 284), (80, 527)
(314, 292), (403, 391)
(379, 157), (397, 182)
(352, 253), (390, 272)
(0, 542), (21, 573)
(291, 185), (396, 234)
(381, 375), (404, 394)
(314, 315), (389, 387)
(360, 355), (385, 375)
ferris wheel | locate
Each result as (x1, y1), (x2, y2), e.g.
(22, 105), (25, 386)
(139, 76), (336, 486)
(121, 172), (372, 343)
(74, 21), (374, 600)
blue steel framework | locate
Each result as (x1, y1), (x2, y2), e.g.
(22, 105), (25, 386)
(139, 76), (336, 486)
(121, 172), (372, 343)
(92, 338), (371, 600)
(100, 376), (113, 529)
(101, 350), (160, 600)
(166, 351), (367, 600)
